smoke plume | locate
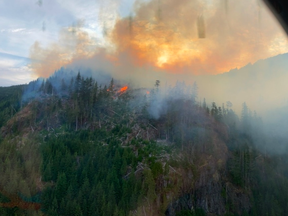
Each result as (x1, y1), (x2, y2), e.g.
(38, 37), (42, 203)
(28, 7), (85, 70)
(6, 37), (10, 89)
(29, 0), (288, 79)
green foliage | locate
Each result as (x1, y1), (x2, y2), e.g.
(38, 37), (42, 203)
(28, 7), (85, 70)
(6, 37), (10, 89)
(0, 135), (42, 215)
(176, 210), (194, 216)
(150, 161), (163, 178)
(3, 74), (288, 216)
(143, 169), (157, 202)
(0, 85), (24, 128)
(176, 209), (206, 216)
(40, 129), (149, 216)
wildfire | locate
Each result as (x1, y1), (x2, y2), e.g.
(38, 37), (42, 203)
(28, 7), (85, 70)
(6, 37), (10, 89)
(118, 86), (128, 94)
(146, 91), (150, 94)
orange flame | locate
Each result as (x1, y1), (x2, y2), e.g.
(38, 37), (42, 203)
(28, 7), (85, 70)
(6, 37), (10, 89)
(146, 91), (150, 94)
(118, 86), (128, 93)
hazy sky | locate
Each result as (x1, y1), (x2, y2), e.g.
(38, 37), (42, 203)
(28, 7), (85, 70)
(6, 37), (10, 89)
(0, 0), (134, 86)
(0, 0), (288, 86)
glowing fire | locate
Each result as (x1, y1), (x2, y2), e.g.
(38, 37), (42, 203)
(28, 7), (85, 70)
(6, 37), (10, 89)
(146, 91), (150, 94)
(118, 86), (128, 94)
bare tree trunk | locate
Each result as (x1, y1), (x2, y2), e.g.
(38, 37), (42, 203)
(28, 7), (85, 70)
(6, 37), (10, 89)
(143, 206), (147, 216)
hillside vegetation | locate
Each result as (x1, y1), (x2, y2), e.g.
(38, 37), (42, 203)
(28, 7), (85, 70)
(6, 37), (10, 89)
(1, 73), (288, 216)
(0, 85), (24, 128)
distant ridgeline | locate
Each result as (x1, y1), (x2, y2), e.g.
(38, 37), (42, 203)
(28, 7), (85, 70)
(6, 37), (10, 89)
(22, 67), (112, 102)
(1, 69), (288, 216)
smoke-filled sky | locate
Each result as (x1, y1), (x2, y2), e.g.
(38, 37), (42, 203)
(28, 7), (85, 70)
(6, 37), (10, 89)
(0, 0), (133, 85)
(1, 0), (288, 87)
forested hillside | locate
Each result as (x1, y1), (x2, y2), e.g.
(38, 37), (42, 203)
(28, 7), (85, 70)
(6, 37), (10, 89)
(0, 85), (24, 128)
(1, 72), (288, 216)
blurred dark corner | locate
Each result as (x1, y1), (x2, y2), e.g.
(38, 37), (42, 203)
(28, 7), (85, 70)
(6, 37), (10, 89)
(263, 0), (288, 35)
